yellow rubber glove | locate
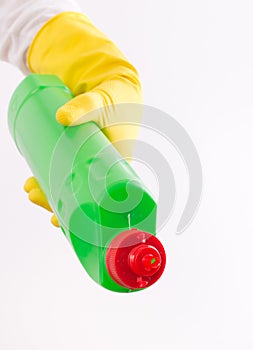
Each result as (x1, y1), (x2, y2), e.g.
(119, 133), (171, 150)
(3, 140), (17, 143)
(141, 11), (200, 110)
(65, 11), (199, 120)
(24, 177), (60, 227)
(24, 12), (142, 227)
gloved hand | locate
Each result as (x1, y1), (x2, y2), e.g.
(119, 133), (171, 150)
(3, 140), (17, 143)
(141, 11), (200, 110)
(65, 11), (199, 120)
(23, 12), (142, 227)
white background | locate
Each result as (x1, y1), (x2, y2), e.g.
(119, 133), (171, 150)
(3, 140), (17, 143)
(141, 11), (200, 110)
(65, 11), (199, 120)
(1, 0), (253, 349)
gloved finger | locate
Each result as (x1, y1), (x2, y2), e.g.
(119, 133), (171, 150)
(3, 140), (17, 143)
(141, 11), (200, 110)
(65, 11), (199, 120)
(56, 90), (104, 126)
(56, 78), (142, 127)
(56, 78), (142, 159)
(24, 176), (40, 193)
(27, 187), (53, 212)
(25, 177), (52, 212)
(24, 177), (60, 227)
(51, 214), (60, 228)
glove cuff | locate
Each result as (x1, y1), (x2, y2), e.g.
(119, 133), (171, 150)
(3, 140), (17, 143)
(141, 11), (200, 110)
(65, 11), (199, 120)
(27, 11), (140, 95)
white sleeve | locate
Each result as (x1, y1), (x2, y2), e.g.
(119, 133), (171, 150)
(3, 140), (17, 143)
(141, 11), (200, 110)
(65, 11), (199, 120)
(0, 0), (81, 74)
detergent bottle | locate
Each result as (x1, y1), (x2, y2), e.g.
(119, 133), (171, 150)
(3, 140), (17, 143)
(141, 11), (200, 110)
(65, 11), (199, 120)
(8, 74), (166, 292)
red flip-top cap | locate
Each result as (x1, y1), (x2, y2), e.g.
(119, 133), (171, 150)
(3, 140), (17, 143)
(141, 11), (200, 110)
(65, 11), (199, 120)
(105, 229), (166, 290)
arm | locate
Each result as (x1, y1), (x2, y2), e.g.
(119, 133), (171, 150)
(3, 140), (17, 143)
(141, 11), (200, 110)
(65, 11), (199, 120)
(0, 0), (80, 73)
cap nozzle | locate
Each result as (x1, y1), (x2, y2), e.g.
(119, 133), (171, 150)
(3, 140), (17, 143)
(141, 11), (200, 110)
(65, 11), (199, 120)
(106, 229), (166, 290)
(128, 244), (162, 276)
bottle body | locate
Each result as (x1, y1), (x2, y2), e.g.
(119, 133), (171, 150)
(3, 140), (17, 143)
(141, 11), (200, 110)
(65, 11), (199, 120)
(8, 74), (165, 292)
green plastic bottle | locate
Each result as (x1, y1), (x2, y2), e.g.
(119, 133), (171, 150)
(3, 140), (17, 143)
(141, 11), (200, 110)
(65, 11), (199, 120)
(8, 74), (166, 293)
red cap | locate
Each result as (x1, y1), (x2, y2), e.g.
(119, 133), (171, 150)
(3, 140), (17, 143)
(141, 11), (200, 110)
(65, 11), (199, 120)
(105, 229), (166, 290)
